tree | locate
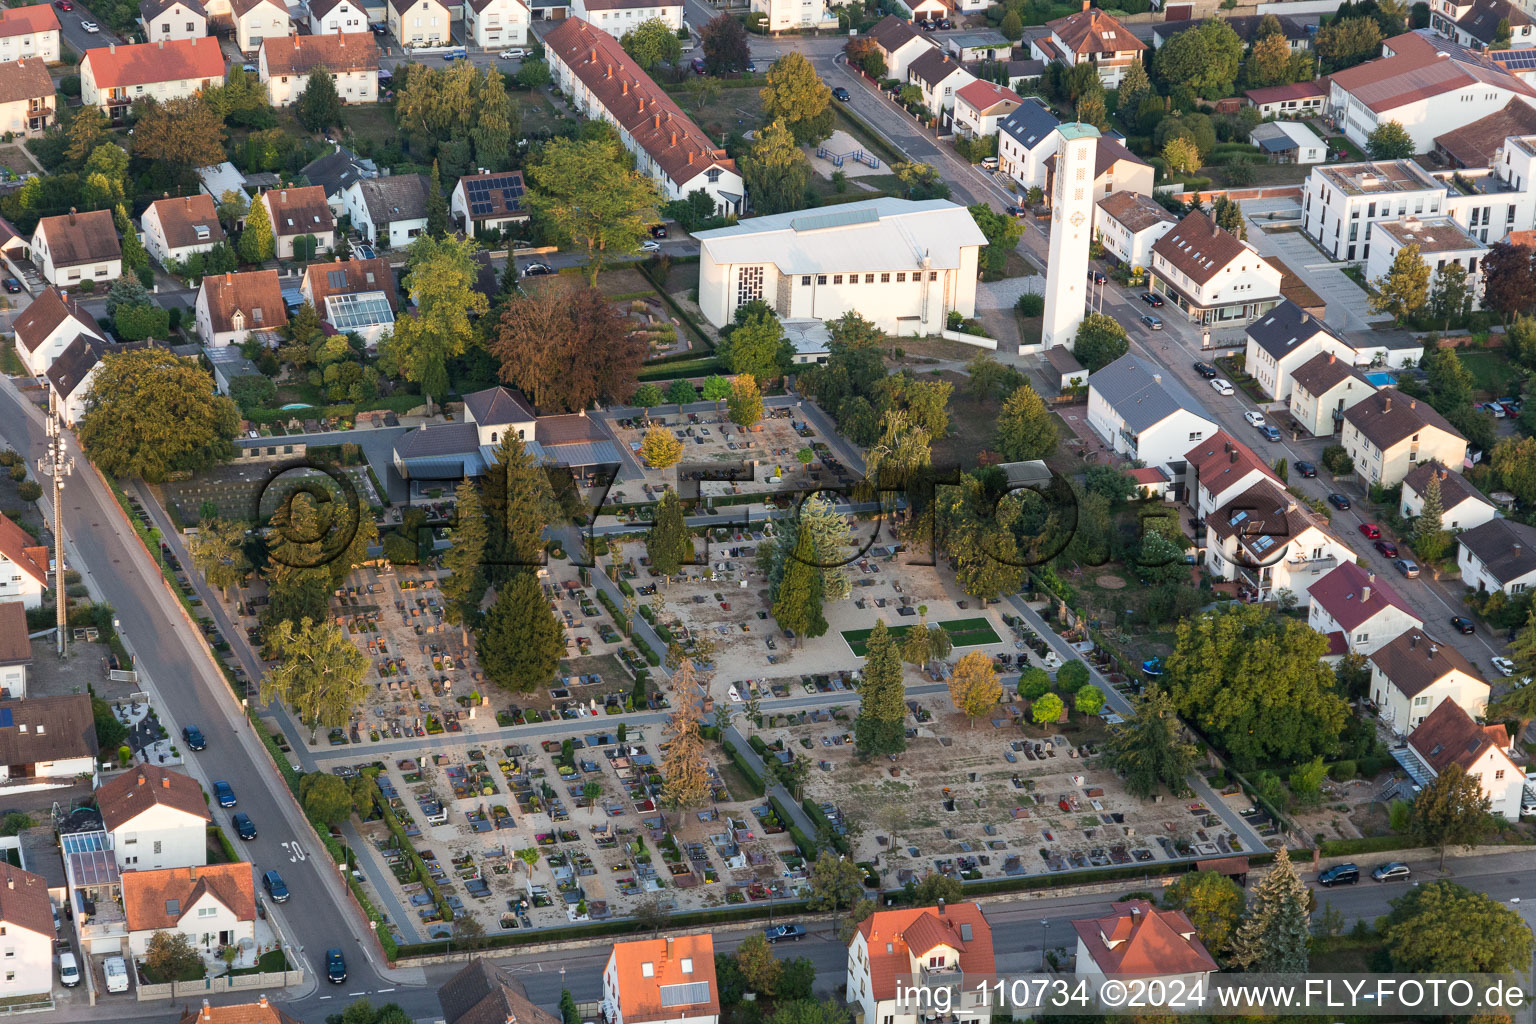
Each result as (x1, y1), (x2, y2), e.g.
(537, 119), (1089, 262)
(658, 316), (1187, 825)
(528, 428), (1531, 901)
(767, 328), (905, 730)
(79, 349), (239, 483)
(806, 849), (865, 916)
(772, 529), (828, 642)
(1075, 91), (1108, 130)
(733, 931), (783, 996)
(728, 374), (764, 427)
(188, 518), (250, 597)
(393, 62), (517, 169)
(1227, 847), (1310, 972)
(854, 620), (906, 755)
(1162, 135), (1201, 175)
(1411, 763), (1494, 868)
(1243, 32), (1296, 89)
(483, 432), (558, 573)
(260, 617), (370, 741)
(1075, 685), (1105, 715)
(1073, 312), (1129, 371)
(969, 202), (1025, 278)
(998, 9), (1023, 39)
(761, 51), (834, 144)
(996, 383), (1057, 460)
(1212, 195), (1246, 240)
(665, 379), (697, 406)
(947, 650), (1000, 727)
(425, 160), (450, 239)
(441, 480), (488, 644)
(1154, 19), (1243, 99)
(528, 133), (662, 284)
(701, 13), (751, 75)
(660, 663), (713, 816)
(640, 425), (685, 468)
(1370, 243), (1430, 324)
(702, 374), (733, 410)
(1484, 240), (1536, 322)
(300, 771), (355, 825)
(621, 16), (682, 69)
(493, 281), (647, 412)
(893, 161), (951, 200)
(478, 573), (564, 692)
(1428, 257), (1472, 331)
(1380, 880), (1535, 973)
(1315, 15), (1383, 72)
(647, 489), (691, 578)
(1410, 465), (1450, 562)
(66, 104), (109, 163)
(145, 931), (203, 981)
(1163, 871), (1245, 957)
(132, 97), (227, 169)
(381, 234), (488, 401)
(1367, 119), (1414, 159)
(239, 195), (275, 264)
(297, 67), (345, 131)
(1108, 685), (1195, 798)
(1031, 691), (1065, 724)
(722, 307), (791, 382)
(742, 120), (811, 216)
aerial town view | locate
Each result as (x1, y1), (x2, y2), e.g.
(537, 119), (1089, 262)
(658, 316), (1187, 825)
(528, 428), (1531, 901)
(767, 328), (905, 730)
(0, 0), (1532, 1020)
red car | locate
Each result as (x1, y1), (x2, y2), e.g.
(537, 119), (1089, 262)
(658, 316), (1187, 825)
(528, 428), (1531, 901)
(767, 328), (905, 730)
(1374, 539), (1398, 558)
(1359, 523), (1382, 539)
(52, 1), (71, 9)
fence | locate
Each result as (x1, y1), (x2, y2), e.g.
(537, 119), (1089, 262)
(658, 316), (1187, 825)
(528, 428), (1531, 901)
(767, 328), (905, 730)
(135, 968), (306, 1002)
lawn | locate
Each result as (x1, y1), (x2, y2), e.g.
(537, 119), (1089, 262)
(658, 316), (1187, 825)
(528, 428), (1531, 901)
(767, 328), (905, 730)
(669, 82), (765, 139)
(1457, 348), (1524, 397)
(228, 949), (290, 977)
(841, 616), (1001, 656)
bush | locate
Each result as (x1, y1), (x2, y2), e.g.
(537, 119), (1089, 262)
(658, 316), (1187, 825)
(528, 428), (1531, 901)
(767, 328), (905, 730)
(60, 75), (80, 97)
(1017, 292), (1045, 317)
(15, 481), (41, 502)
(1056, 659), (1090, 693)
(76, 279), (94, 293)
(1330, 760), (1357, 781)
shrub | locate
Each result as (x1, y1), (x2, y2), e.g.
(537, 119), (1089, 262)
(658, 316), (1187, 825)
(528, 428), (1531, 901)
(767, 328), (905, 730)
(1018, 292), (1045, 316)
(15, 481), (41, 502)
(60, 75), (80, 97)
(1330, 760), (1356, 781)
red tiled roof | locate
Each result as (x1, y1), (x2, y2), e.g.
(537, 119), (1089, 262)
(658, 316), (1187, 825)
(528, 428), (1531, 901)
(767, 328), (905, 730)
(1072, 900), (1218, 975)
(955, 79), (1022, 114)
(12, 286), (103, 353)
(1184, 430), (1282, 501)
(1045, 7), (1146, 55)
(97, 764), (211, 832)
(0, 863), (53, 939)
(1408, 699), (1512, 774)
(122, 864), (256, 932)
(0, 5), (59, 41)
(82, 37), (226, 90)
(1308, 561), (1418, 632)
(856, 903), (995, 1001)
(261, 31), (378, 75)
(0, 602), (27, 666)
(0, 514), (47, 587)
(1329, 30), (1536, 113)
(1129, 467), (1167, 484)
(1245, 80), (1328, 105)
(607, 935), (720, 1024)
(1325, 630), (1349, 657)
(177, 996), (303, 1024)
(1153, 209), (1254, 286)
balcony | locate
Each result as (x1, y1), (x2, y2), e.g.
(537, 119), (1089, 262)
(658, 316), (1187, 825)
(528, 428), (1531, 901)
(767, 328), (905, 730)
(1118, 427), (1139, 455)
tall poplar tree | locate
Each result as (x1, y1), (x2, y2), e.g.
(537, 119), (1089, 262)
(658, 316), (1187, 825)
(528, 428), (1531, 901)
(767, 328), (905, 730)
(647, 490), (690, 580)
(441, 480), (488, 643)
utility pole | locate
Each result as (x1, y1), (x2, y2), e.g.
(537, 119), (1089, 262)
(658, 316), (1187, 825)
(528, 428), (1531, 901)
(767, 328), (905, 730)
(37, 390), (72, 659)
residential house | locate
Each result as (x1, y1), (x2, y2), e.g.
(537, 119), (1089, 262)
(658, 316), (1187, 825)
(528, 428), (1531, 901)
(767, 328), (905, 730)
(1405, 700), (1522, 819)
(846, 903), (995, 1024)
(1302, 159), (1449, 262)
(1457, 516), (1536, 594)
(1086, 352), (1218, 473)
(1245, 80), (1328, 119)
(1288, 350), (1378, 437)
(388, 0), (454, 47)
(30, 209), (120, 289)
(572, 0), (683, 32)
(464, 0), (529, 47)
(301, 145), (377, 214)
(0, 517), (47, 613)
(0, 863), (55, 998)
(0, 6), (58, 65)
(1434, 100), (1536, 167)
(1369, 628), (1489, 735)
(602, 935), (720, 1024)
(300, 257), (397, 344)
(259, 185), (336, 259)
(138, 0), (207, 41)
(0, 603), (28, 699)
(0, 694), (97, 787)
(1250, 121), (1329, 164)
(450, 170), (529, 237)
(141, 194), (225, 266)
(997, 100), (1059, 190)
(1095, 190), (1175, 272)
(1341, 388), (1468, 487)
(195, 270), (288, 348)
(121, 863), (256, 957)
(1183, 430), (1283, 521)
(1307, 561), (1423, 655)
(1153, 13), (1311, 50)
(1073, 900), (1218, 982)
(1045, 135), (1153, 203)
(231, 0), (289, 53)
(12, 286), (105, 378)
(259, 32), (379, 107)
(1243, 299), (1355, 401)
(694, 198), (985, 336)
(1365, 217), (1486, 308)
(906, 49), (975, 115)
(864, 15), (934, 83)
(945, 30), (1014, 61)
(1149, 210), (1283, 330)
(545, 19), (743, 217)
(342, 173), (429, 248)
(751, 0), (836, 33)
(1030, 3), (1146, 88)
(1203, 481), (1357, 606)
(178, 997), (304, 1024)
(1430, 0), (1534, 51)
(952, 80), (1022, 139)
(1401, 460), (1496, 530)
(80, 38), (226, 120)
(438, 959), (562, 1024)
(45, 336), (149, 427)
(308, 0), (369, 34)
(0, 58), (53, 138)
(98, 764), (211, 871)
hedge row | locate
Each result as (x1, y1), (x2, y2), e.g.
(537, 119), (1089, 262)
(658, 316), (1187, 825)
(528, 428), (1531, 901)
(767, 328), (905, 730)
(635, 635), (661, 666)
(369, 775), (454, 923)
(769, 794), (814, 858)
(801, 798), (851, 855)
(1319, 834), (1426, 857)
(721, 740), (766, 797)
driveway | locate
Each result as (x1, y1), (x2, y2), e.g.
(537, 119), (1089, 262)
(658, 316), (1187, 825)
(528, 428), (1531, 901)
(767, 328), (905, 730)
(1243, 204), (1393, 335)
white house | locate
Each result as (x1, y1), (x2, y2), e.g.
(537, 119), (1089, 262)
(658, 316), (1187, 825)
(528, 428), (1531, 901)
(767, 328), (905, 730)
(952, 80), (1022, 139)
(138, 0), (207, 41)
(463, 385), (536, 446)
(259, 32), (379, 107)
(1250, 120), (1328, 165)
(906, 48), (974, 115)
(1095, 190), (1175, 273)
(12, 286), (106, 378)
(1458, 517), (1536, 594)
(1244, 300), (1355, 402)
(545, 18), (744, 217)
(195, 270), (288, 348)
(1365, 217), (1486, 309)
(1401, 461), (1496, 531)
(572, 0), (682, 32)
(1204, 481), (1357, 606)
(750, 0), (836, 33)
(464, 0), (529, 47)
(1342, 388), (1468, 487)
(301, 257), (397, 345)
(80, 37), (226, 120)
(0, 603), (29, 699)
(45, 336), (149, 427)
(1307, 561), (1423, 655)
(863, 15), (935, 83)
(388, 0), (454, 47)
(0, 58), (55, 138)
(1149, 210), (1282, 331)
(260, 185), (336, 259)
(0, 6), (59, 65)
(846, 903), (994, 1024)
(1045, 134), (1154, 204)
(1288, 350), (1378, 437)
(30, 209), (121, 289)
(231, 0), (290, 54)
(98, 764), (212, 871)
(1245, 80), (1328, 119)
(998, 100), (1059, 190)
(342, 174), (429, 249)
(0, 863), (55, 999)
(1183, 430), (1284, 521)
(1431, 0), (1536, 49)
(141, 193), (225, 266)
(1406, 700), (1522, 819)
(602, 935), (719, 1024)
(1030, 3), (1146, 88)
(0, 694), (96, 785)
(451, 170), (529, 237)
(1369, 628), (1489, 735)
(122, 864), (256, 958)
(1087, 352), (1217, 473)
(694, 198), (986, 336)
(1302, 159), (1447, 263)
(1074, 900), (1217, 982)
(308, 0), (368, 34)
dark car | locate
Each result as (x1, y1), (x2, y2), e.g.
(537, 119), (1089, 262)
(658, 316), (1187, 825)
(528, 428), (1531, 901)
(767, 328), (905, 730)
(1317, 863), (1359, 887)
(1140, 313), (1163, 330)
(1089, 269), (1106, 284)
(326, 949), (346, 984)
(1, 278), (21, 294)
(1295, 460), (1317, 477)
(938, 17), (953, 27)
(1327, 493), (1351, 510)
(764, 924), (807, 943)
(1005, 205), (1026, 217)
(181, 725), (206, 751)
(213, 780), (236, 808)
(262, 869), (289, 903)
(1140, 291), (1164, 307)
(1193, 361), (1218, 378)
(691, 57), (706, 74)
(832, 86), (850, 101)
(1451, 616), (1476, 634)
(1374, 539), (1398, 558)
(649, 224), (668, 239)
(52, 1), (71, 10)
(521, 262), (553, 277)
(232, 813), (256, 840)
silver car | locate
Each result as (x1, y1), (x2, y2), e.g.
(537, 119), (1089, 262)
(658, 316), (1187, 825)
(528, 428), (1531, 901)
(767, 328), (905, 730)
(1372, 862), (1410, 882)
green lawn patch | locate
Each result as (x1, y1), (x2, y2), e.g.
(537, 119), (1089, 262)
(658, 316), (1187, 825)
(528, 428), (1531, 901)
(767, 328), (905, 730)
(228, 948), (290, 976)
(1456, 348), (1523, 397)
(841, 616), (1000, 656)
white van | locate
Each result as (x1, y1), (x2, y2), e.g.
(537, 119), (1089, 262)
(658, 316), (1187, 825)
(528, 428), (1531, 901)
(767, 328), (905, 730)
(57, 951), (79, 987)
(103, 955), (129, 994)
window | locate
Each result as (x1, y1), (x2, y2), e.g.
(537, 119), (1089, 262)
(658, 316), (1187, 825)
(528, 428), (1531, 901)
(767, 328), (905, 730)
(896, 272), (905, 282)
(642, 963), (655, 978)
(198, 907), (217, 918)
(736, 265), (763, 307)
(833, 274), (843, 284)
(880, 273), (890, 282)
(865, 273), (874, 283)
(1496, 769), (1506, 779)
(153, 840), (162, 854)
(681, 958), (694, 974)
(929, 271), (937, 281)
(816, 275), (827, 285)
(800, 276), (810, 286)
(1355, 633), (1368, 643)
(706, 169), (721, 183)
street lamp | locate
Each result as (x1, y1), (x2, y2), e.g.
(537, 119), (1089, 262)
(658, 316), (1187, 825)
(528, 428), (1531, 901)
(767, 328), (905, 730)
(1041, 919), (1049, 972)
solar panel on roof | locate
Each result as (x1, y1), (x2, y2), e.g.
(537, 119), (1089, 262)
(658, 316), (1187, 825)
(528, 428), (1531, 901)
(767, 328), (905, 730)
(659, 983), (710, 1008)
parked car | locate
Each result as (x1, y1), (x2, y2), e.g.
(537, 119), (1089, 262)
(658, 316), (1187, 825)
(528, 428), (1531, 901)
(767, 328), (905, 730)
(1493, 656), (1518, 676)
(1450, 616), (1476, 634)
(499, 48), (529, 59)
(1088, 269), (1106, 284)
(1328, 493), (1351, 510)
(1372, 862), (1411, 882)
(1358, 523), (1381, 539)
(58, 952), (79, 987)
(980, 156), (998, 170)
(1140, 291), (1164, 307)
(649, 224), (668, 239)
(831, 86), (850, 101)
(1374, 539), (1398, 558)
(79, 19), (97, 30)
(1004, 205), (1026, 217)
(52, 1), (72, 10)
(691, 57), (706, 74)
(103, 956), (129, 994)
(521, 262), (553, 277)
(764, 924), (806, 943)
(232, 813), (257, 840)
(938, 17), (953, 27)
(262, 869), (289, 903)
(1243, 411), (1265, 427)
(2, 278), (21, 293)
(443, 48), (468, 60)
(1317, 863), (1359, 887)
(1140, 313), (1163, 330)
(1394, 558), (1420, 578)
(181, 724), (206, 751)
(1192, 361), (1218, 378)
(326, 949), (347, 984)
(1259, 425), (1281, 441)
(636, 240), (661, 253)
(1210, 378), (1234, 396)
(1295, 460), (1317, 477)
(213, 780), (236, 807)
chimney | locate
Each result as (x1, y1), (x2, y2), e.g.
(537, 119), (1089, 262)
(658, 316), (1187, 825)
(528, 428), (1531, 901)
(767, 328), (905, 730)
(1517, 544), (1524, 558)
(937, 898), (946, 914)
(258, 995), (269, 1009)
(1384, 396), (1392, 412)
(1368, 572), (1376, 583)
(622, 80), (628, 95)
(1229, 450), (1238, 464)
(162, 775), (170, 788)
(226, 272), (233, 284)
(1410, 399), (1417, 409)
(1428, 644), (1438, 657)
(188, 866), (197, 880)
(109, 42), (114, 53)
(665, 936), (674, 960)
(280, 189), (287, 202)
(158, 39), (163, 48)
(137, 774), (145, 786)
(670, 131), (677, 146)
(1153, 373), (1162, 384)
(6, 878), (11, 891)
(1361, 585), (1371, 603)
(1410, 633), (1418, 648)
(68, 207), (76, 225)
(688, 151), (693, 165)
(1129, 905), (1140, 923)
(1327, 352), (1335, 364)
(654, 113), (661, 129)
(202, 1001), (212, 1023)
(1081, 0), (1090, 9)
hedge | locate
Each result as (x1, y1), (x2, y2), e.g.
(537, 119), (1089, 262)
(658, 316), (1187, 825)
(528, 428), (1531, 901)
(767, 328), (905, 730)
(769, 794), (814, 858)
(635, 636), (661, 666)
(802, 798), (851, 855)
(208, 824), (239, 864)
(721, 740), (766, 797)
(1318, 834), (1429, 857)
(368, 775), (454, 922)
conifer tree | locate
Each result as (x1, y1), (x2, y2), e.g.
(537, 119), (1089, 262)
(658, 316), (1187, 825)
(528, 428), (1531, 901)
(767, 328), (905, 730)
(771, 529), (826, 643)
(1227, 847), (1311, 973)
(647, 489), (690, 580)
(441, 479), (488, 643)
(854, 620), (906, 756)
(240, 195), (276, 264)
(478, 572), (563, 692)
(426, 160), (451, 238)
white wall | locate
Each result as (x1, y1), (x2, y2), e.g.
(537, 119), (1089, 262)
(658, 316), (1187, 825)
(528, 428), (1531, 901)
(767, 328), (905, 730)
(1401, 488), (1494, 531)
(112, 805), (207, 872)
(0, 926), (50, 998)
(127, 893), (253, 957)
(1307, 601), (1422, 655)
(0, 29), (58, 63)
(1372, 663), (1488, 736)
(312, 0), (368, 33)
(235, 2), (290, 52)
(145, 4), (206, 40)
(1459, 546), (1536, 596)
(389, 0), (452, 45)
(572, 0), (682, 31)
(465, 0), (529, 45)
